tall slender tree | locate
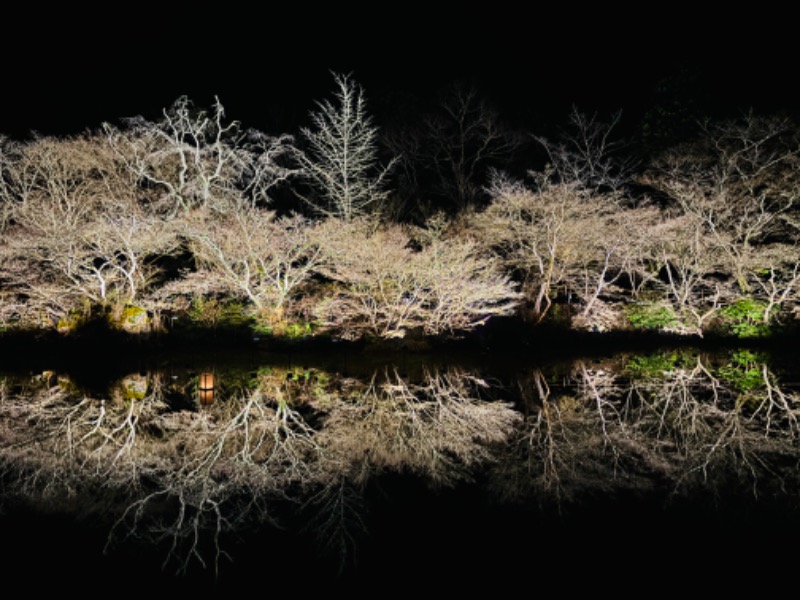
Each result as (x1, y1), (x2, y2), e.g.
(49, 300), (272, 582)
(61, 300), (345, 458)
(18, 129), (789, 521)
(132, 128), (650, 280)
(295, 72), (396, 220)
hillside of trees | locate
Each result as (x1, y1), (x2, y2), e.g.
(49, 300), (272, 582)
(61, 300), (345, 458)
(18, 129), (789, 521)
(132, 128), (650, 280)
(3, 73), (800, 345)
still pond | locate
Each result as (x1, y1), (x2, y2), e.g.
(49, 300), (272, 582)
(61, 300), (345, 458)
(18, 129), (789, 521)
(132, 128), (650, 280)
(2, 339), (800, 592)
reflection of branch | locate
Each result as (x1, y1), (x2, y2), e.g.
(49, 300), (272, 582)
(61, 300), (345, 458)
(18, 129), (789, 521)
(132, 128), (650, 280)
(753, 364), (800, 438)
(623, 354), (800, 497)
(72, 398), (140, 467)
(4, 381), (165, 492)
(185, 387), (320, 483)
(108, 484), (234, 577)
(499, 353), (800, 508)
(518, 369), (568, 498)
(319, 368), (519, 487)
(579, 364), (621, 450)
(301, 475), (367, 575)
(113, 382), (322, 574)
(527, 397), (567, 498)
(0, 370), (327, 577)
(7, 356), (798, 579)
(500, 363), (636, 506)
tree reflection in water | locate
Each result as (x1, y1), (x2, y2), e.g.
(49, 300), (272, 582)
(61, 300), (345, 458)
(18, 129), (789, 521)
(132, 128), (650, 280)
(497, 350), (800, 507)
(1, 349), (800, 582)
(0, 364), (519, 576)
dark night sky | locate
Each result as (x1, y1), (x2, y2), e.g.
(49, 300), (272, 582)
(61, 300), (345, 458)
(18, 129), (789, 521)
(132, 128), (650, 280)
(2, 6), (797, 140)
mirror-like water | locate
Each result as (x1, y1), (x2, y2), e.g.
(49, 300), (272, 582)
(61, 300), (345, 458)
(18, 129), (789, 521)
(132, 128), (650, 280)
(2, 343), (800, 591)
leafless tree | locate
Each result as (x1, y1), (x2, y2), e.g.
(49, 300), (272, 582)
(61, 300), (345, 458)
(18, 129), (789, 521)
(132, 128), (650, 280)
(637, 212), (728, 334)
(0, 135), (19, 231)
(295, 72), (397, 221)
(473, 174), (581, 321)
(9, 133), (136, 225)
(106, 96), (296, 217)
(642, 113), (800, 295)
(475, 172), (657, 327)
(1, 134), (178, 321)
(534, 106), (637, 191)
(384, 82), (521, 216)
(311, 216), (520, 339)
(751, 244), (800, 322)
(11, 198), (176, 311)
(185, 205), (321, 323)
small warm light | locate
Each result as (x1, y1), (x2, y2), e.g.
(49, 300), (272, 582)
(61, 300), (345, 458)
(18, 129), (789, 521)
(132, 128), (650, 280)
(199, 372), (215, 405)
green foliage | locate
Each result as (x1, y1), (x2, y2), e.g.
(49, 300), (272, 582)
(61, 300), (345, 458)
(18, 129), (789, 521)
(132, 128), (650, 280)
(252, 365), (332, 404)
(716, 350), (766, 392)
(56, 308), (87, 333)
(250, 314), (316, 339)
(287, 367), (312, 383)
(188, 297), (252, 328)
(251, 321), (273, 336)
(625, 350), (694, 380)
(121, 305), (146, 319)
(718, 298), (770, 338)
(285, 321), (314, 339)
(625, 302), (679, 330)
(213, 368), (260, 397)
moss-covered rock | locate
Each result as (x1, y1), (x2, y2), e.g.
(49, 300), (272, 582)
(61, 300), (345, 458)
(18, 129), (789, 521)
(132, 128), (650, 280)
(56, 309), (85, 333)
(115, 374), (149, 401)
(112, 305), (151, 333)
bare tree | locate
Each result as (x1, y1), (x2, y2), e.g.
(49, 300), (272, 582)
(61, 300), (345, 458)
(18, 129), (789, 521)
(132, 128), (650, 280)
(475, 172), (657, 327)
(534, 106), (637, 191)
(295, 72), (397, 220)
(311, 216), (520, 339)
(475, 174), (580, 321)
(750, 244), (800, 322)
(9, 133), (135, 225)
(11, 198), (176, 311)
(643, 213), (727, 334)
(106, 96), (296, 217)
(0, 135), (19, 231)
(3, 134), (177, 320)
(642, 113), (800, 295)
(384, 82), (521, 216)
(185, 205), (321, 322)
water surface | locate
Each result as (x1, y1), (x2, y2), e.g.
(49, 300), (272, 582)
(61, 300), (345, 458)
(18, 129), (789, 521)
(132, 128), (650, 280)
(2, 341), (799, 592)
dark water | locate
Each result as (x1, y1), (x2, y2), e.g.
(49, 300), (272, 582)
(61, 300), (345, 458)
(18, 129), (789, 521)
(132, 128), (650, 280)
(2, 339), (800, 593)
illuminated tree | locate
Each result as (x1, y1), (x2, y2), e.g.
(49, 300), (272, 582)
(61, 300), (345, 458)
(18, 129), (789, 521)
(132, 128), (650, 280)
(474, 172), (657, 326)
(3, 134), (177, 319)
(295, 72), (396, 220)
(185, 205), (321, 321)
(0, 135), (18, 231)
(105, 96), (296, 216)
(643, 113), (800, 293)
(311, 216), (520, 339)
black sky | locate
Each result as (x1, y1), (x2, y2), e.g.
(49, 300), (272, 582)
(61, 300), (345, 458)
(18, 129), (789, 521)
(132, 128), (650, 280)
(2, 5), (797, 140)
